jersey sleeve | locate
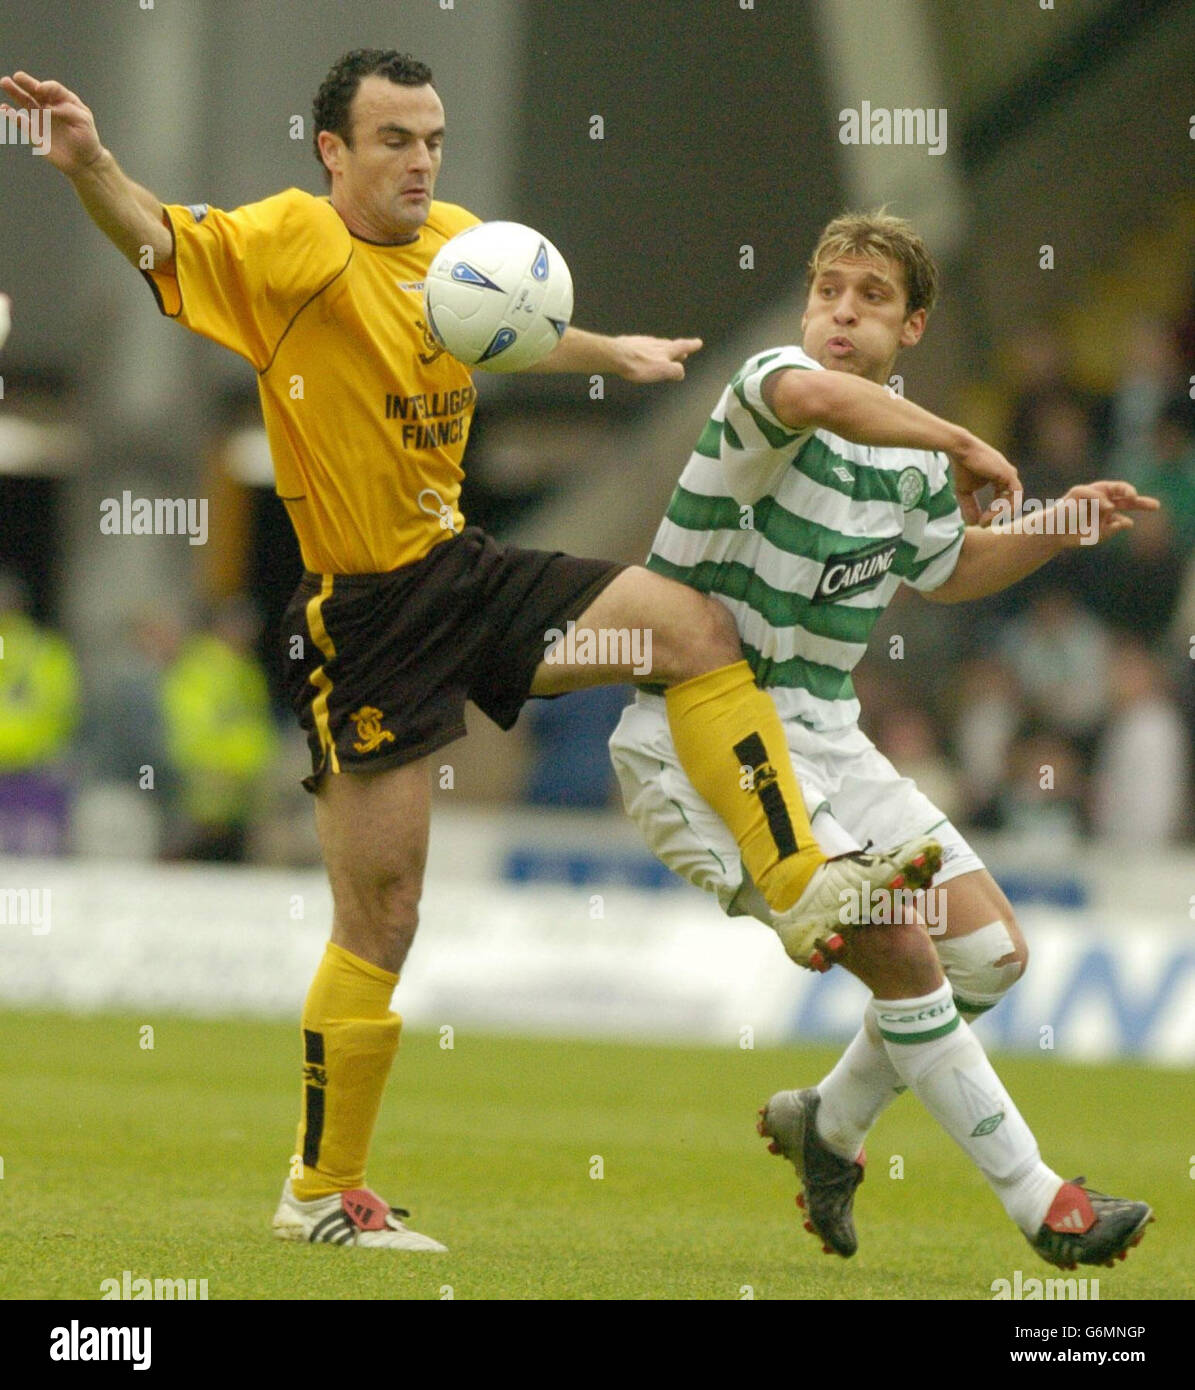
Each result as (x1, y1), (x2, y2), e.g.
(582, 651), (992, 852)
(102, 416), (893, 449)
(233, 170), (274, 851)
(901, 450), (966, 591)
(142, 190), (352, 370)
(718, 346), (819, 505)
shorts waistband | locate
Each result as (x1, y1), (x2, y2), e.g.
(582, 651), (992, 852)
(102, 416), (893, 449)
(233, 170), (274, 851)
(301, 569), (392, 593)
(300, 533), (467, 593)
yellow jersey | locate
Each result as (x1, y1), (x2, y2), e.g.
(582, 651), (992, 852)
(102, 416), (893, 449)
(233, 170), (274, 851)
(144, 189), (481, 574)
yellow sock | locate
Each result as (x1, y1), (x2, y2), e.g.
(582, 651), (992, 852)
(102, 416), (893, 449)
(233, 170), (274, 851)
(292, 940), (402, 1201)
(665, 660), (826, 912)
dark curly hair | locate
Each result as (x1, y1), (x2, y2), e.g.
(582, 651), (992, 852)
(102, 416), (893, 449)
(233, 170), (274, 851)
(312, 50), (434, 178)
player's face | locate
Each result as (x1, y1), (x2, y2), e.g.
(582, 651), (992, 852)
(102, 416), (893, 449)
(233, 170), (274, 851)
(332, 78), (445, 242)
(801, 255), (925, 382)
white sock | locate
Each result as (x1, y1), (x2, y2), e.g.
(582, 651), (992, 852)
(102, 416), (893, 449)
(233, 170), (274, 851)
(815, 1010), (904, 1160)
(870, 981), (1064, 1234)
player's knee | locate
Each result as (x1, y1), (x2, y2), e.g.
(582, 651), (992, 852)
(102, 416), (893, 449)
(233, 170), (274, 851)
(330, 868), (422, 973)
(936, 917), (1025, 1019)
(371, 874), (421, 932)
(668, 594), (741, 679)
(338, 870), (421, 939)
(844, 919), (942, 997)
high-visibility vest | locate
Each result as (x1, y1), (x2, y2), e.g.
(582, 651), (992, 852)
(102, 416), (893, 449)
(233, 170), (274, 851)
(161, 634), (278, 823)
(0, 611), (80, 772)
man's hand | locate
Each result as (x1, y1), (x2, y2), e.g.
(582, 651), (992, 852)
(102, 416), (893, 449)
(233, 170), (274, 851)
(613, 334), (703, 383)
(927, 478), (1161, 604)
(948, 433), (1023, 524)
(0, 72), (104, 177)
(528, 327), (702, 379)
(1051, 481), (1159, 547)
(1, 71), (172, 270)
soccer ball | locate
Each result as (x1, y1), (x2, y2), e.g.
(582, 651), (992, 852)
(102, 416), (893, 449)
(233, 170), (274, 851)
(424, 221), (573, 373)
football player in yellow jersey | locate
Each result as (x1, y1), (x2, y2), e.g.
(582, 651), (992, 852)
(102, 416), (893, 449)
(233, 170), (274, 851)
(4, 50), (982, 1251)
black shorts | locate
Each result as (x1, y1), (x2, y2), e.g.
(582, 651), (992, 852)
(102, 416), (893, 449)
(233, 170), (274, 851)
(282, 526), (625, 791)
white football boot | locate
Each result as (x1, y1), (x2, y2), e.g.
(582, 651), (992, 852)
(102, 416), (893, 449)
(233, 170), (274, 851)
(771, 835), (943, 970)
(272, 1180), (447, 1251)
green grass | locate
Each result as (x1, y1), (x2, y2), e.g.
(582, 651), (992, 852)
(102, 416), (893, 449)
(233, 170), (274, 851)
(1, 1011), (1191, 1300)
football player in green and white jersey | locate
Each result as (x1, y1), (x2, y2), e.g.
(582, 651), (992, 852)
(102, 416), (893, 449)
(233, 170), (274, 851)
(610, 210), (1157, 1272)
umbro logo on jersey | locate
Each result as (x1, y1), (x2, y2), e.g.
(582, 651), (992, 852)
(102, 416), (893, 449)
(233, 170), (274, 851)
(832, 465), (854, 485)
(395, 280), (426, 292)
(810, 538), (899, 604)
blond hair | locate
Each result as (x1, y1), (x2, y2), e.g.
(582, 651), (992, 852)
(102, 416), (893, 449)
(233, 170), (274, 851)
(806, 209), (939, 316)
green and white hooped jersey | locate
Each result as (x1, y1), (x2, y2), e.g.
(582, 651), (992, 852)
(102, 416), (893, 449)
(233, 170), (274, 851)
(645, 345), (965, 731)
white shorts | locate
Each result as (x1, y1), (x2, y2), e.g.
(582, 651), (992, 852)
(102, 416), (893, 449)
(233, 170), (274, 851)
(609, 691), (984, 925)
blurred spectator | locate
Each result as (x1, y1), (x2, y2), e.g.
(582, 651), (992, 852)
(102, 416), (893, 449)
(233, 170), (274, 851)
(1006, 326), (1071, 458)
(1123, 397), (1195, 553)
(950, 654), (1023, 827)
(88, 603), (182, 790)
(161, 596), (279, 861)
(996, 353), (1105, 613)
(995, 723), (1086, 847)
(0, 570), (80, 854)
(1105, 316), (1189, 479)
(997, 591), (1110, 754)
(1092, 637), (1189, 845)
(1024, 393), (1097, 500)
(872, 704), (963, 824)
(1007, 325), (1108, 487)
(76, 603), (186, 859)
(865, 582), (970, 711)
(1079, 502), (1184, 642)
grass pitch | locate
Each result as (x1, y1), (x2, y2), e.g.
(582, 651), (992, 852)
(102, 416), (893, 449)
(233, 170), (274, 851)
(1, 1010), (1191, 1301)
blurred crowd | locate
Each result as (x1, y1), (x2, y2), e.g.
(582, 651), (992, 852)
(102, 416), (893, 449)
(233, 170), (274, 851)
(0, 578), (303, 862)
(2, 304), (1194, 862)
(853, 308), (1195, 850)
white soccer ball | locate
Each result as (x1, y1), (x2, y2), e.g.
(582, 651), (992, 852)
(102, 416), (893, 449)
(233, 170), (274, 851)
(0, 294), (10, 351)
(424, 221), (573, 373)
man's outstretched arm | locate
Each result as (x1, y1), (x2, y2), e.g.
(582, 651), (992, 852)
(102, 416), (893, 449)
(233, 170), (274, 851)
(528, 326), (703, 383)
(0, 71), (173, 271)
(922, 481), (1160, 603)
(763, 365), (1022, 523)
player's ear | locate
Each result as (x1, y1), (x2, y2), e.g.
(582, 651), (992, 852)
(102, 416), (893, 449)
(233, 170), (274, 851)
(900, 307), (926, 348)
(316, 129), (343, 178)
